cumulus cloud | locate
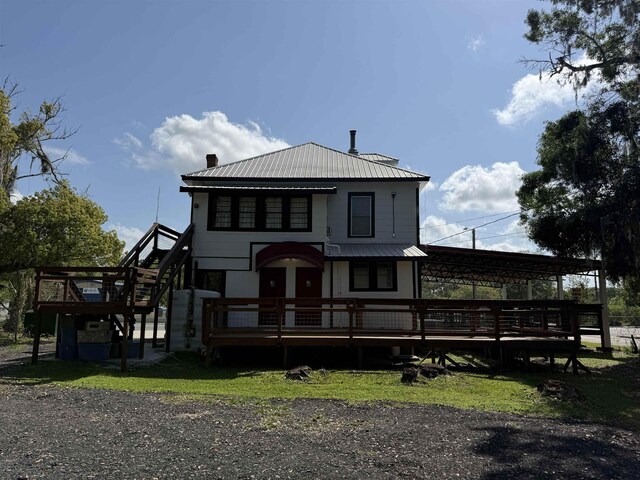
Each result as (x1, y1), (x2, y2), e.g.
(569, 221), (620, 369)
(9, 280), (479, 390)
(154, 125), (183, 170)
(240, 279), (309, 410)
(493, 54), (606, 126)
(424, 180), (438, 192)
(9, 189), (23, 204)
(467, 35), (484, 52)
(420, 215), (469, 246)
(439, 161), (525, 213)
(46, 146), (90, 165)
(117, 111), (289, 173)
(492, 74), (576, 126)
(108, 223), (146, 251)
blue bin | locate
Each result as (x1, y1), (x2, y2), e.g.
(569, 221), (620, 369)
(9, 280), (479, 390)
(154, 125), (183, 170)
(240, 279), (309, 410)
(58, 343), (77, 361)
(77, 343), (111, 362)
(59, 327), (77, 345)
(127, 341), (140, 358)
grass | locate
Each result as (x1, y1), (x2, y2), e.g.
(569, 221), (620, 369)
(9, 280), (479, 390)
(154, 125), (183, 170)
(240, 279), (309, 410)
(4, 348), (639, 429)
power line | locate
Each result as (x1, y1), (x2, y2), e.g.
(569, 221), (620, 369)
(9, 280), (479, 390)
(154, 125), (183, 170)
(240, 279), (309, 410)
(437, 230), (528, 246)
(426, 211), (522, 245)
(420, 210), (521, 230)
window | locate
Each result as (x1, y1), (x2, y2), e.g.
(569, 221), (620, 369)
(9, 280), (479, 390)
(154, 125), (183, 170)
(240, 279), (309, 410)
(349, 192), (374, 237)
(265, 197), (283, 229)
(207, 193), (311, 232)
(238, 197), (256, 229)
(349, 261), (396, 291)
(289, 197), (309, 229)
(213, 196), (232, 228)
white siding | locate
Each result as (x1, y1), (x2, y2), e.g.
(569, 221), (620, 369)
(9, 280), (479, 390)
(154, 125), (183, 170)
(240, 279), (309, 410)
(326, 182), (419, 244)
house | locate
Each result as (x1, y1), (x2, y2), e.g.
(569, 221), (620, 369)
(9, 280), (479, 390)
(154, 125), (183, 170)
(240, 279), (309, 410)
(179, 131), (430, 329)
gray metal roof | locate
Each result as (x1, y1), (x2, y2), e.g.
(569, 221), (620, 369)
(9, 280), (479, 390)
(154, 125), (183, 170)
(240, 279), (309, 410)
(326, 243), (428, 259)
(358, 153), (399, 166)
(183, 142), (428, 181)
(180, 185), (337, 193)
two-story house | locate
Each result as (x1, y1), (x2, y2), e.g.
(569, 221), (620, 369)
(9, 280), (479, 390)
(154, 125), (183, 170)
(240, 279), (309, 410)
(179, 131), (429, 329)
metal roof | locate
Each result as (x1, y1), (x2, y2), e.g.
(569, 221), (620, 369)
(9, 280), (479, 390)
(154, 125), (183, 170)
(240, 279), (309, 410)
(421, 245), (602, 286)
(180, 185), (337, 194)
(182, 142), (428, 182)
(326, 243), (427, 259)
(358, 153), (399, 166)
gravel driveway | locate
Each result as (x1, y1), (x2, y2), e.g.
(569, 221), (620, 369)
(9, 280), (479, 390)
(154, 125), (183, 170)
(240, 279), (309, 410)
(1, 344), (639, 479)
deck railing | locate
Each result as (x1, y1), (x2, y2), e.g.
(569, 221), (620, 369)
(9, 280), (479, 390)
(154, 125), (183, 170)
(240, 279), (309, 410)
(33, 223), (194, 314)
(202, 298), (602, 345)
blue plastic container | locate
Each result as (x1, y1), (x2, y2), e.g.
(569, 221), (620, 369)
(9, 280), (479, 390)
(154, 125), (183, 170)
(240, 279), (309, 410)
(127, 341), (140, 358)
(77, 343), (111, 362)
(58, 343), (77, 361)
(59, 327), (77, 345)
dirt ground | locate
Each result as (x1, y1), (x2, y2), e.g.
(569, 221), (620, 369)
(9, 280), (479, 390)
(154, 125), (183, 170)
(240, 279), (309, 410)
(1, 341), (639, 480)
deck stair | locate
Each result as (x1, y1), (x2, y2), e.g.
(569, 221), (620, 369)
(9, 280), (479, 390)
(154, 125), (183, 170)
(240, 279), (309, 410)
(32, 223), (194, 368)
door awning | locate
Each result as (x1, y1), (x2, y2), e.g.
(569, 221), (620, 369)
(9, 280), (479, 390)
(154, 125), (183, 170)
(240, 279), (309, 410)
(255, 242), (324, 271)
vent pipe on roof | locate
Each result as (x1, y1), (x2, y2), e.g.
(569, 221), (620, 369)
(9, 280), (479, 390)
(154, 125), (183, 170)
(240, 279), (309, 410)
(206, 154), (219, 168)
(348, 130), (358, 155)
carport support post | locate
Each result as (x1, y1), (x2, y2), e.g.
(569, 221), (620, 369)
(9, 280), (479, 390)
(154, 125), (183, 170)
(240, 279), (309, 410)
(121, 315), (129, 372)
(598, 268), (612, 350)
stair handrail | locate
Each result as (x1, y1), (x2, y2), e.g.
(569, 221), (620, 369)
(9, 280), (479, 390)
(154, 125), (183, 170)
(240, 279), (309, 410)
(156, 223), (194, 279)
(118, 223), (159, 268)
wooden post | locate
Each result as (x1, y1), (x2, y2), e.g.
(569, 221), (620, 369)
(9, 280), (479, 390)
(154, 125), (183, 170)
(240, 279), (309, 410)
(598, 268), (612, 350)
(348, 300), (354, 342)
(121, 314), (129, 372)
(31, 311), (42, 364)
(493, 307), (501, 342)
(138, 313), (146, 359)
(152, 306), (160, 348)
(277, 298), (283, 343)
(420, 300), (426, 343)
(165, 273), (174, 353)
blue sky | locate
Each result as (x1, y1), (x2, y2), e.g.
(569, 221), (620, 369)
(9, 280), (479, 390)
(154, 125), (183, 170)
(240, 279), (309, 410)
(1, 0), (584, 251)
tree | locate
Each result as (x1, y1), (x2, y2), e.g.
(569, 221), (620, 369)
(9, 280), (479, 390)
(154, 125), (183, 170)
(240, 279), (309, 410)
(523, 0), (639, 90)
(0, 82), (76, 197)
(518, 0), (640, 288)
(0, 182), (125, 339)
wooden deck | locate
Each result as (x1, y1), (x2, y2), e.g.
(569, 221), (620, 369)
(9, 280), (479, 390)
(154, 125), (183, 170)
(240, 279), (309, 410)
(202, 298), (602, 370)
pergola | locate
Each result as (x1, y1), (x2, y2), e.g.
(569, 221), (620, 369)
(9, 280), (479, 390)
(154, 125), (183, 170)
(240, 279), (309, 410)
(420, 245), (611, 348)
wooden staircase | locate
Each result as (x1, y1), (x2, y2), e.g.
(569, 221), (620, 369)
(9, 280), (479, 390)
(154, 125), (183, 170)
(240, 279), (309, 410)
(32, 223), (194, 369)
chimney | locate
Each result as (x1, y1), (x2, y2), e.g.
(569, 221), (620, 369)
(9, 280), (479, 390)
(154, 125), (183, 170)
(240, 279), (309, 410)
(206, 154), (219, 168)
(348, 130), (358, 155)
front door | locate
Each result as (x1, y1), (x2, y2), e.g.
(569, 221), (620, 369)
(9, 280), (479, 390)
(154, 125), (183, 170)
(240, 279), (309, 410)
(258, 267), (286, 326)
(295, 267), (323, 327)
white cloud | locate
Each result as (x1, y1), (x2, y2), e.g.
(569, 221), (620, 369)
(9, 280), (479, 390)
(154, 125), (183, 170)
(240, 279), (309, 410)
(46, 146), (90, 165)
(9, 189), (23, 204)
(113, 132), (143, 150)
(493, 74), (576, 126)
(467, 35), (484, 52)
(424, 180), (438, 192)
(108, 223), (146, 252)
(493, 53), (607, 126)
(420, 215), (469, 246)
(439, 161), (525, 213)
(118, 111), (289, 173)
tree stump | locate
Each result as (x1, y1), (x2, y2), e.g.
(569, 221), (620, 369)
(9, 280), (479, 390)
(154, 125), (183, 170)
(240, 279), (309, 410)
(285, 366), (312, 381)
(401, 366), (418, 384)
(537, 379), (585, 402)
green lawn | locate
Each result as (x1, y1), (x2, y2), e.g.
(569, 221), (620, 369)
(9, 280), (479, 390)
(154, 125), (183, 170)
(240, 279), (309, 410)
(5, 348), (640, 429)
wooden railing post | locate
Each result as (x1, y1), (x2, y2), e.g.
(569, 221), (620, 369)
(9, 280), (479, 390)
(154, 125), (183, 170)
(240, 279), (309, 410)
(348, 300), (354, 341)
(277, 298), (285, 342)
(420, 300), (426, 342)
(493, 306), (501, 342)
(570, 304), (580, 346)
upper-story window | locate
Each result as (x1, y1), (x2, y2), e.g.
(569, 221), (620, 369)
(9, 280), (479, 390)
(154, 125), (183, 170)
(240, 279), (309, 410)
(348, 192), (375, 237)
(208, 193), (311, 232)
